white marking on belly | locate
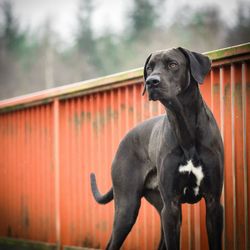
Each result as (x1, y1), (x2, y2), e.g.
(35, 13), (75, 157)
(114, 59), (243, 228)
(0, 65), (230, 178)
(179, 160), (204, 196)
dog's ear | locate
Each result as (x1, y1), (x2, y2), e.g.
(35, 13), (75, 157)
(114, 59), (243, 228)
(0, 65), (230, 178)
(142, 53), (152, 95)
(178, 47), (211, 84)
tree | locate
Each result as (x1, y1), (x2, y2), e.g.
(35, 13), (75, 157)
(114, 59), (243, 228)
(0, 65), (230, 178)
(127, 0), (160, 41)
(75, 0), (101, 74)
(0, 1), (26, 56)
(166, 5), (226, 52)
(95, 30), (122, 75)
(0, 0), (28, 99)
(226, 3), (250, 46)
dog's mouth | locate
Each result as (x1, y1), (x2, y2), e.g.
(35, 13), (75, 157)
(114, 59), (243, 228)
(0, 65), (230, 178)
(148, 88), (160, 101)
(148, 88), (178, 105)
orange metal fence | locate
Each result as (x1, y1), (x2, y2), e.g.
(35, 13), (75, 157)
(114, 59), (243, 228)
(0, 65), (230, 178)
(0, 43), (250, 250)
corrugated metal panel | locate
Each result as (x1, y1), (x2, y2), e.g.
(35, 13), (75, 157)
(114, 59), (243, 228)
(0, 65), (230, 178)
(0, 43), (249, 250)
(0, 104), (56, 243)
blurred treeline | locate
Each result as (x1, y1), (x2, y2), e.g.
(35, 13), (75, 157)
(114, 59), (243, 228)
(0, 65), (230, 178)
(0, 0), (250, 99)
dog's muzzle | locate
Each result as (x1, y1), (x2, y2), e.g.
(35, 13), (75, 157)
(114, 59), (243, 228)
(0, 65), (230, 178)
(146, 75), (160, 87)
(145, 75), (161, 101)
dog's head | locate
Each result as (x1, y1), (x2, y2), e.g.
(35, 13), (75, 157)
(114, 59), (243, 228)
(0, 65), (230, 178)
(143, 48), (211, 102)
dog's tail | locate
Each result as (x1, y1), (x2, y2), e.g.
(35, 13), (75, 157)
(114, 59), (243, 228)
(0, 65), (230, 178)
(90, 173), (114, 204)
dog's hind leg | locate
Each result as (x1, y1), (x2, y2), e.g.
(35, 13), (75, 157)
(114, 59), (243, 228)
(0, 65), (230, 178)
(106, 152), (146, 250)
(106, 191), (142, 250)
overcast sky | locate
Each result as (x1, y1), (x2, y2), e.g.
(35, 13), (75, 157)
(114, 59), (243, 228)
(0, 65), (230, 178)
(0, 0), (241, 43)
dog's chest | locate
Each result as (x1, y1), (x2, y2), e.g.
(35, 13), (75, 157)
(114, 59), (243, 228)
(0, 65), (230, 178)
(178, 159), (204, 197)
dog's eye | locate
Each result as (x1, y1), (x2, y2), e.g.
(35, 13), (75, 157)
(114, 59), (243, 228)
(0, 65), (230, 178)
(168, 62), (178, 69)
(146, 66), (153, 72)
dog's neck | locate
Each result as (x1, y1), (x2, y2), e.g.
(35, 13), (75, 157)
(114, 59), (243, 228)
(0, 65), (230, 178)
(161, 82), (203, 158)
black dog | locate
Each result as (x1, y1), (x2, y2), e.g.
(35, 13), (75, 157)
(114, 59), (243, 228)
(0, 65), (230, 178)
(90, 48), (224, 250)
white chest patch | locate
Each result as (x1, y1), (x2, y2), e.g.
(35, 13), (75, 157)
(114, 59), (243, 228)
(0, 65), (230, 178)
(179, 160), (204, 196)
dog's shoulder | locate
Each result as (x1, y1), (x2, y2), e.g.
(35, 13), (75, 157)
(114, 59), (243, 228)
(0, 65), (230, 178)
(130, 115), (165, 138)
(118, 115), (165, 149)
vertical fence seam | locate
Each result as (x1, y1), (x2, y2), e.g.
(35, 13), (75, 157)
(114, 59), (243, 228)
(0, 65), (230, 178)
(219, 66), (226, 249)
(242, 62), (248, 250)
(231, 64), (236, 250)
(53, 99), (61, 250)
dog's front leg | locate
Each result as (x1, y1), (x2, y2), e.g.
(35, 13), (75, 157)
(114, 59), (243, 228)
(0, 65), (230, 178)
(205, 195), (223, 250)
(161, 200), (181, 250)
(158, 156), (182, 250)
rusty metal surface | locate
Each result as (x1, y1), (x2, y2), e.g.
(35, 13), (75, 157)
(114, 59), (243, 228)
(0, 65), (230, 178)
(0, 43), (250, 250)
(0, 104), (56, 243)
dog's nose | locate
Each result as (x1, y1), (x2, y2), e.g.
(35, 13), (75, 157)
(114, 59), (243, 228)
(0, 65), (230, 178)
(146, 75), (160, 87)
